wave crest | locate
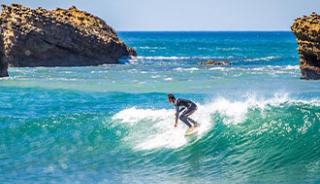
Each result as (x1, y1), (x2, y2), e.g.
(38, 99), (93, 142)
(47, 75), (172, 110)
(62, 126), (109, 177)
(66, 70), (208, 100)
(112, 94), (320, 151)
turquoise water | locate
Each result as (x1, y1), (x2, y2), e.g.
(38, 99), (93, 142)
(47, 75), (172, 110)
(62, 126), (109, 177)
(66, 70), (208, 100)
(1, 32), (320, 184)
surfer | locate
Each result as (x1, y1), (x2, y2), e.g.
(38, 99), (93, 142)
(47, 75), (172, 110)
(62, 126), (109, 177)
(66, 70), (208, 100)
(168, 94), (199, 133)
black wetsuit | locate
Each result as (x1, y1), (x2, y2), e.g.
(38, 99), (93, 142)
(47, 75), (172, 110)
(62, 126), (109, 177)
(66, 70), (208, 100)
(175, 98), (198, 128)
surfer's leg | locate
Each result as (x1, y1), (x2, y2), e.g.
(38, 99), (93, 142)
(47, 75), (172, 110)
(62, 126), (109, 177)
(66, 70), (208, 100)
(183, 107), (198, 127)
(187, 117), (198, 127)
(179, 115), (192, 128)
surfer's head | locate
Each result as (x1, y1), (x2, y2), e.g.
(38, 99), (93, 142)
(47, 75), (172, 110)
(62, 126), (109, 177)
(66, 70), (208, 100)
(167, 93), (176, 103)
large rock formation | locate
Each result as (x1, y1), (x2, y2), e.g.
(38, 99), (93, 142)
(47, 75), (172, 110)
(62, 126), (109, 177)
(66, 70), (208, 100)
(291, 12), (320, 79)
(0, 25), (8, 77)
(0, 4), (136, 69)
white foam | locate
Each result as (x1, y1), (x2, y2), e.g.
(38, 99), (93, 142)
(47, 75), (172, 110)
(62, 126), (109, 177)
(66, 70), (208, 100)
(175, 67), (199, 72)
(112, 105), (212, 150)
(207, 65), (299, 73)
(209, 67), (228, 71)
(0, 76), (10, 80)
(112, 107), (170, 125)
(151, 75), (161, 79)
(284, 65), (299, 70)
(244, 56), (280, 62)
(163, 77), (173, 81)
(138, 46), (166, 50)
(112, 93), (320, 151)
(134, 56), (190, 61)
(198, 47), (214, 51)
(204, 93), (290, 125)
(249, 65), (300, 75)
(128, 56), (229, 62)
(216, 47), (242, 51)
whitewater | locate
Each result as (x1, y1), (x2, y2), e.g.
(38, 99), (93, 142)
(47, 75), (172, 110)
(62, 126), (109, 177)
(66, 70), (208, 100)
(1, 32), (320, 184)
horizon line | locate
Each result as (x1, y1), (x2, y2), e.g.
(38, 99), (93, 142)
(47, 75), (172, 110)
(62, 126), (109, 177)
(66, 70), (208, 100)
(117, 30), (292, 32)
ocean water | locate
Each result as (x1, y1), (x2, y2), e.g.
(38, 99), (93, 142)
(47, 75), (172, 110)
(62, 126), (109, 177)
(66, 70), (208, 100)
(1, 32), (320, 184)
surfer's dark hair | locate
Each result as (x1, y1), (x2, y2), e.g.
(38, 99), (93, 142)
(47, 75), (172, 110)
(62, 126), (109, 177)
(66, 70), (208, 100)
(167, 93), (175, 100)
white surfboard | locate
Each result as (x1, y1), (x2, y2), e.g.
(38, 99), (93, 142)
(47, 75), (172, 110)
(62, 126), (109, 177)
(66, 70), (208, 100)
(185, 127), (199, 136)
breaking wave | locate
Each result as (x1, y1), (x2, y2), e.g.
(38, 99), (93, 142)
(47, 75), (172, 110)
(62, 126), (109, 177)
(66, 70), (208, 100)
(112, 94), (320, 154)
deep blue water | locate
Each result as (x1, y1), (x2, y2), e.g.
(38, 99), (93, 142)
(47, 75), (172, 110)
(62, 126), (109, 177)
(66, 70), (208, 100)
(1, 32), (320, 184)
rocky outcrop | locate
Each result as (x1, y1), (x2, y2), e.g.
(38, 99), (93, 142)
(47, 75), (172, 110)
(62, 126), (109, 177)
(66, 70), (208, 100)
(0, 4), (136, 69)
(200, 59), (230, 66)
(0, 25), (9, 77)
(291, 12), (320, 79)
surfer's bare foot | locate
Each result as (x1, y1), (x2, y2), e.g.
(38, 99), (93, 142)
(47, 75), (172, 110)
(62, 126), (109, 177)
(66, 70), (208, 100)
(187, 127), (195, 132)
(193, 123), (199, 128)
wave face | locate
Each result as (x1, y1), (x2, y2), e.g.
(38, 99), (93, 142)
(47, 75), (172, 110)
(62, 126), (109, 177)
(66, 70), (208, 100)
(1, 32), (319, 184)
(111, 95), (320, 184)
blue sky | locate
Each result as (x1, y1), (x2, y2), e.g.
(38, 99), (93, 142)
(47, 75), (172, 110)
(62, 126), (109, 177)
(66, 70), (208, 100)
(2, 0), (320, 31)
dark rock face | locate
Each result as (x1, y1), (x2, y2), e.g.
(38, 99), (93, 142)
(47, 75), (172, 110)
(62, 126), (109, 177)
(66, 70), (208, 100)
(0, 4), (136, 68)
(0, 26), (8, 77)
(291, 12), (320, 79)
